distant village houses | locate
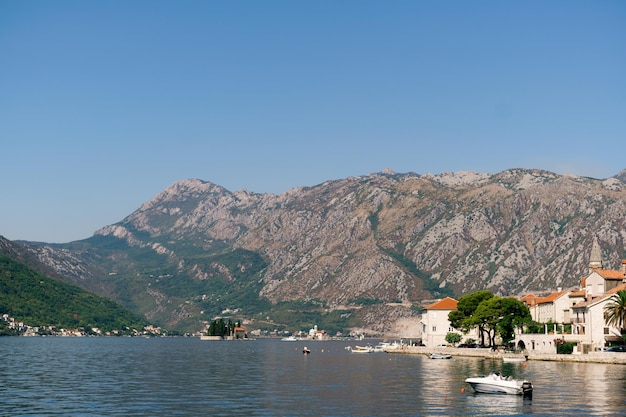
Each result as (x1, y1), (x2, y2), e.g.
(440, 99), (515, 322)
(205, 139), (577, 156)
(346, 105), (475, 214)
(0, 313), (163, 337)
(420, 236), (626, 354)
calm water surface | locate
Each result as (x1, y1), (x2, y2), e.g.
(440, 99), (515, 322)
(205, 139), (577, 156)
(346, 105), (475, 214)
(1, 337), (625, 416)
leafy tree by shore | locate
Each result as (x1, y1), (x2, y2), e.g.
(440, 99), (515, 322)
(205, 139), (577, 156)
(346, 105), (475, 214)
(449, 290), (494, 346)
(449, 290), (531, 346)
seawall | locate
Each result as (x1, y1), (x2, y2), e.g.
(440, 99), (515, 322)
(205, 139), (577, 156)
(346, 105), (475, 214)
(384, 345), (626, 365)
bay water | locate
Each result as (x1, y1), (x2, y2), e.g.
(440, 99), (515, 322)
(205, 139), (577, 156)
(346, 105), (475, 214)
(1, 337), (625, 416)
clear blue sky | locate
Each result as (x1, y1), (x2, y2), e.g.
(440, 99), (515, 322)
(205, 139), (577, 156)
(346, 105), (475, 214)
(1, 1), (625, 243)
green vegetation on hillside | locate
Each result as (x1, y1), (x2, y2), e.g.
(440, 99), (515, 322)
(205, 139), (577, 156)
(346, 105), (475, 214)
(154, 248), (272, 317)
(0, 254), (149, 333)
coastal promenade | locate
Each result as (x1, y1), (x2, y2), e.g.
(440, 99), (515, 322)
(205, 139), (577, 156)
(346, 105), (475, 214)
(384, 345), (626, 365)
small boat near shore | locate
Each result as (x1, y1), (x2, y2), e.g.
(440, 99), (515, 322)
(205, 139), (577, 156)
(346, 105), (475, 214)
(502, 354), (528, 363)
(281, 335), (298, 342)
(428, 353), (452, 359)
(372, 342), (390, 352)
(465, 371), (533, 397)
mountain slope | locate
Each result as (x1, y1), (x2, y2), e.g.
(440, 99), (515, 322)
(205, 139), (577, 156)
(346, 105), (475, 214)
(18, 168), (626, 333)
(0, 238), (150, 333)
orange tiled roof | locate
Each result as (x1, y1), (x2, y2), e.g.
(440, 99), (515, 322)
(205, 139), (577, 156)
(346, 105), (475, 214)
(596, 269), (626, 280)
(569, 289), (586, 297)
(520, 293), (540, 306)
(424, 297), (457, 310)
(537, 290), (568, 305)
(520, 293), (537, 301)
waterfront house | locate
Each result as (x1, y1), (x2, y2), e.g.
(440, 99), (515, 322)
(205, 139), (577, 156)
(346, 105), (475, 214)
(585, 265), (626, 297)
(421, 297), (458, 347)
(571, 282), (626, 350)
(570, 238), (626, 350)
(535, 289), (571, 324)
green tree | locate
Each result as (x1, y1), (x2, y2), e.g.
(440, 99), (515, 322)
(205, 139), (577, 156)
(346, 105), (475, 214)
(604, 290), (626, 341)
(445, 332), (462, 346)
(208, 318), (226, 336)
(0, 321), (19, 336)
(497, 297), (532, 345)
(473, 296), (531, 346)
(449, 290), (494, 345)
(472, 297), (502, 347)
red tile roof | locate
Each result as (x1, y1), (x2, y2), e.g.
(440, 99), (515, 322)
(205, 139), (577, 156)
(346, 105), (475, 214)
(424, 297), (457, 310)
(597, 269), (626, 280)
(520, 293), (540, 306)
(537, 290), (568, 305)
(569, 289), (586, 297)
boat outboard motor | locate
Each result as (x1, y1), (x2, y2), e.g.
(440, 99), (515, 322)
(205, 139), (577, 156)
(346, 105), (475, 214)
(521, 381), (533, 398)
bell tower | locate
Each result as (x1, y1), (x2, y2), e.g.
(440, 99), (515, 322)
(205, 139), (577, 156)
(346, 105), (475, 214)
(588, 235), (603, 272)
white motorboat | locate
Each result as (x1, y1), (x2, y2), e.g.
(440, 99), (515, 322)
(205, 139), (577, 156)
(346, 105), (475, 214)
(372, 342), (390, 352)
(465, 371), (533, 396)
(281, 335), (298, 341)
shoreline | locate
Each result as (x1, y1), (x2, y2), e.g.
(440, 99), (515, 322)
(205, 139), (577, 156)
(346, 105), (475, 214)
(385, 345), (626, 365)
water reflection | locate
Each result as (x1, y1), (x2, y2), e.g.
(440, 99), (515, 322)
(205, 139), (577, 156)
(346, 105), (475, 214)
(465, 392), (533, 416)
(0, 338), (625, 416)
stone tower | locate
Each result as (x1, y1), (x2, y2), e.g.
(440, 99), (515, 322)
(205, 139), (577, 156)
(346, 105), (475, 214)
(589, 235), (603, 272)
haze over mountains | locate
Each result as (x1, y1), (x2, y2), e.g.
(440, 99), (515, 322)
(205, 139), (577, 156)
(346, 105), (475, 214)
(4, 168), (626, 334)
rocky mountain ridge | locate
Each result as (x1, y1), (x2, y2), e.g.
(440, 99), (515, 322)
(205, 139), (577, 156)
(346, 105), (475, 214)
(14, 168), (626, 333)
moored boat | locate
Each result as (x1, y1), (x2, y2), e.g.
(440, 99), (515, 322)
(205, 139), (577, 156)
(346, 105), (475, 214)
(372, 342), (390, 352)
(465, 371), (533, 396)
(347, 345), (373, 353)
(502, 354), (527, 363)
(428, 353), (452, 359)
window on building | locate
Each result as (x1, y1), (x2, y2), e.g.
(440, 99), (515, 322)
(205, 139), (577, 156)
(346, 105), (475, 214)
(432, 326), (437, 332)
(604, 327), (609, 335)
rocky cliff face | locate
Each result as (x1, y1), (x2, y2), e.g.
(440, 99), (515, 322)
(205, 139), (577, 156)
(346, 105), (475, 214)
(18, 168), (626, 332)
